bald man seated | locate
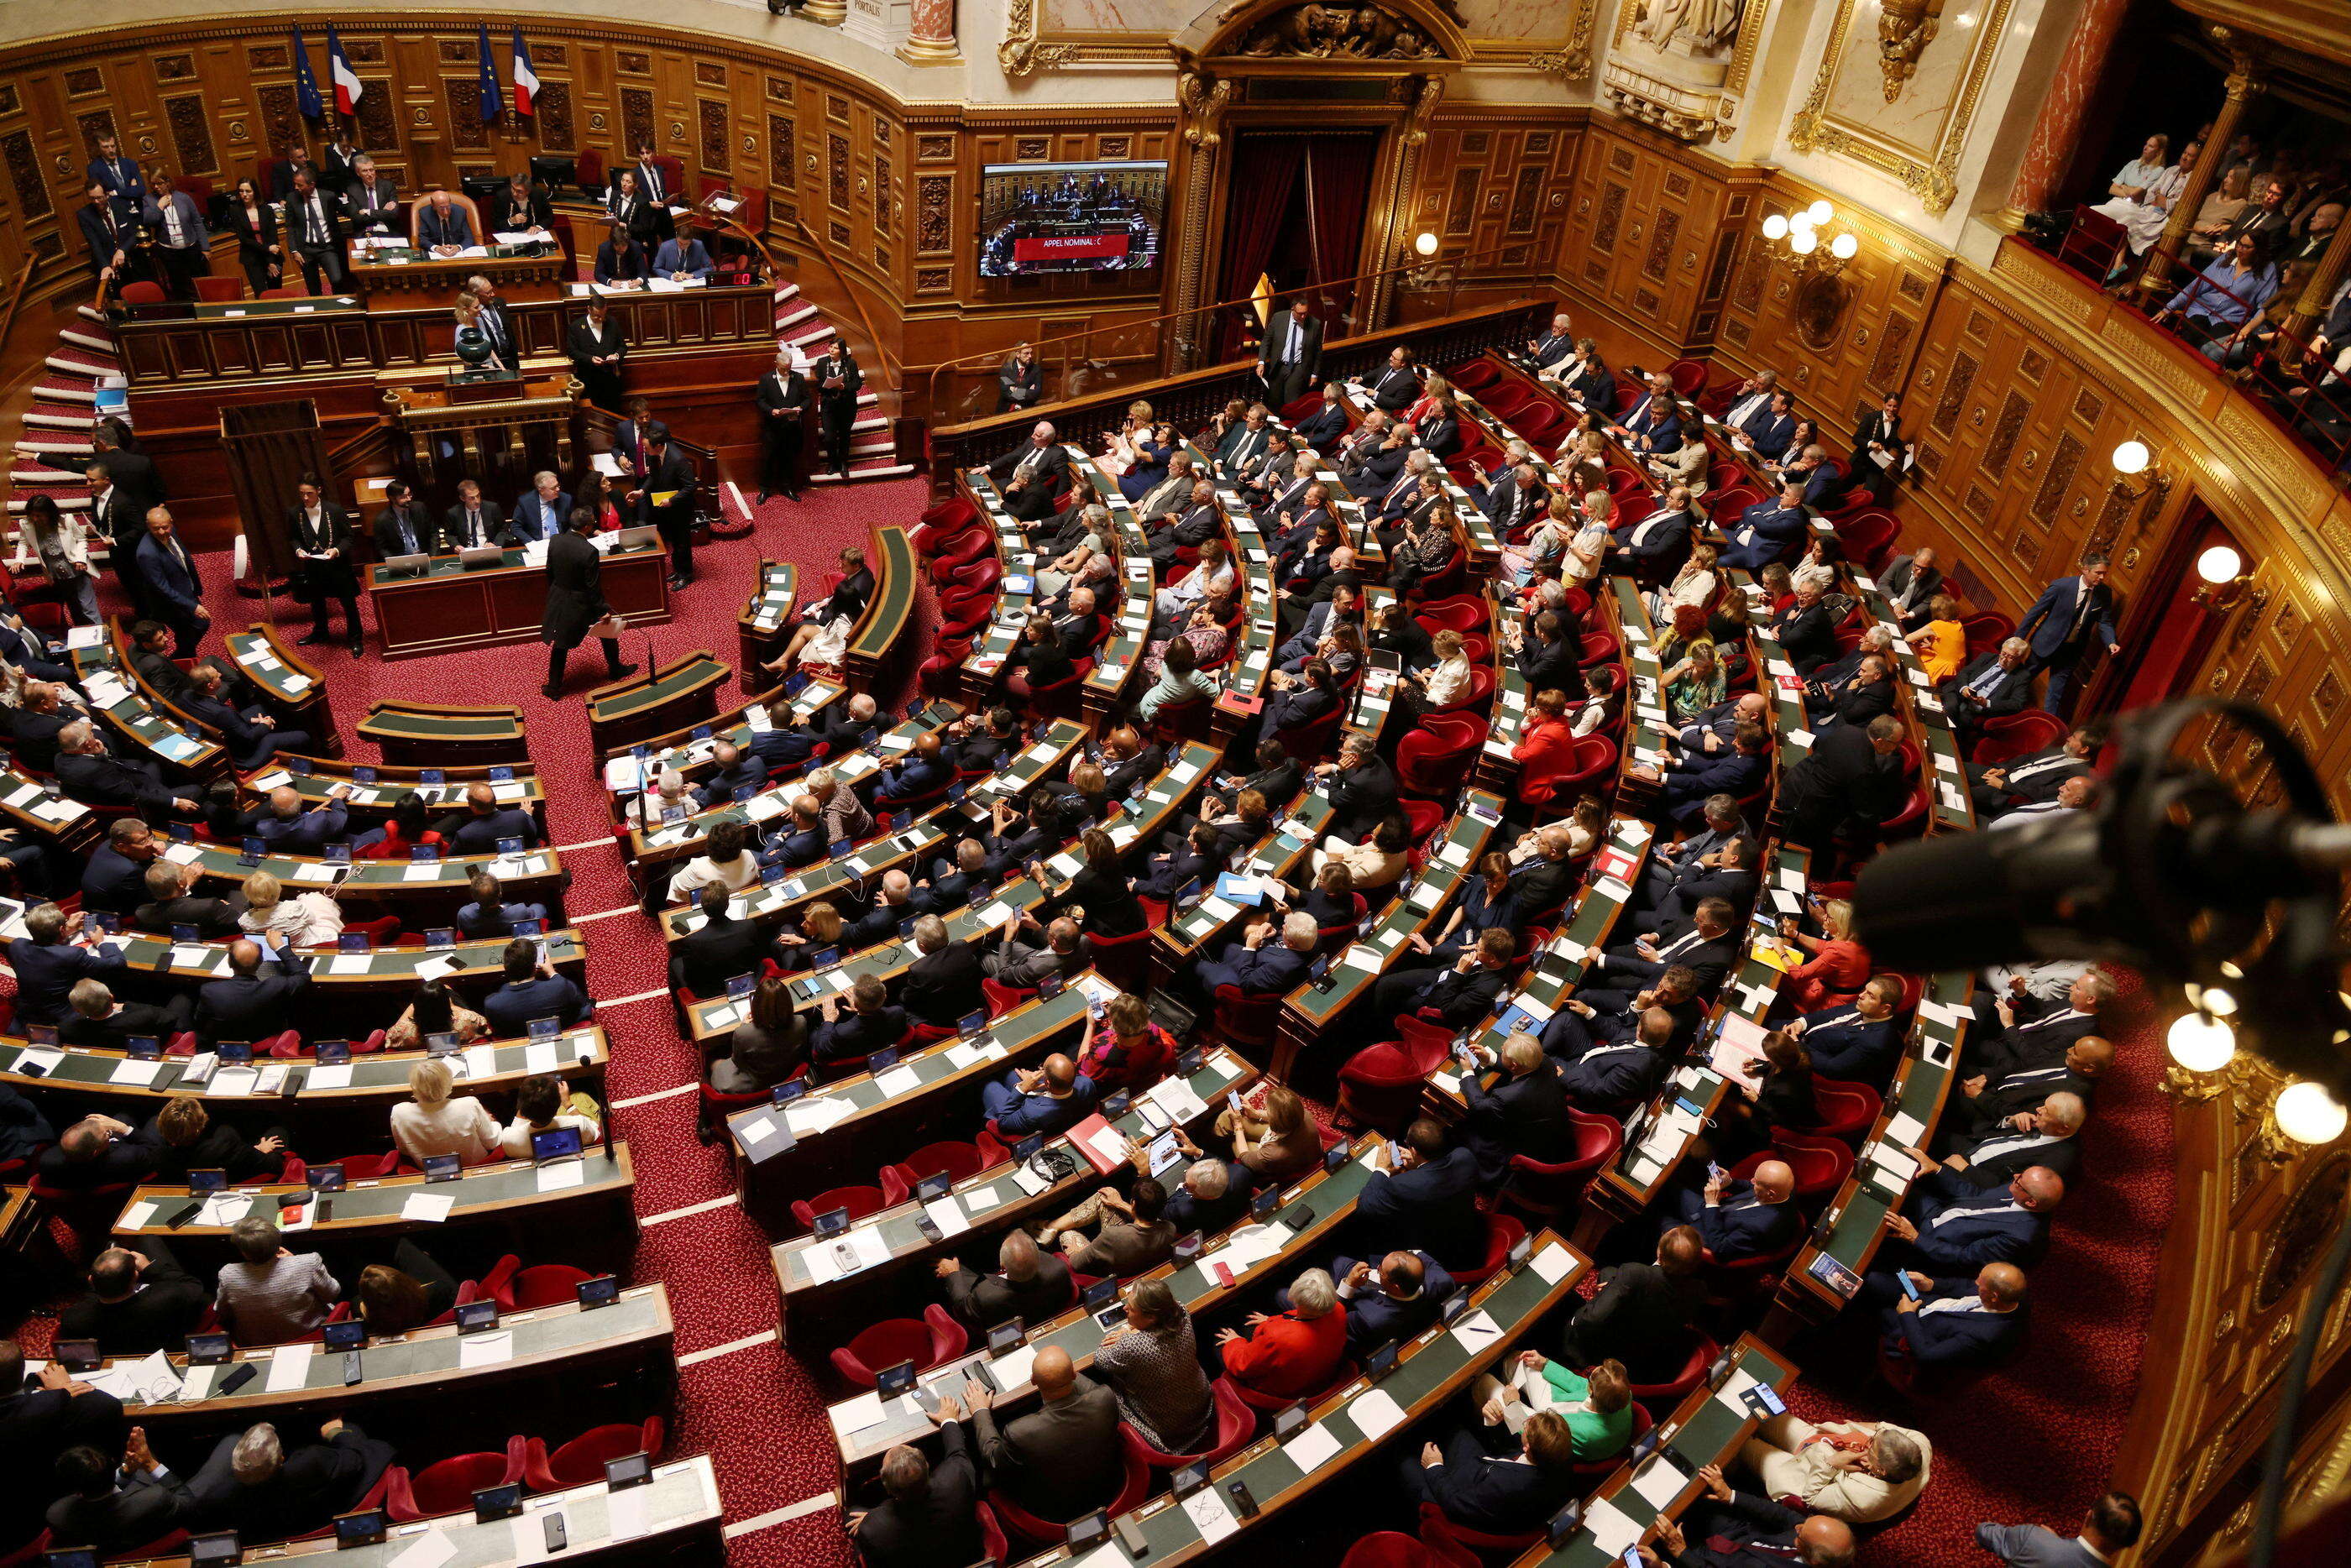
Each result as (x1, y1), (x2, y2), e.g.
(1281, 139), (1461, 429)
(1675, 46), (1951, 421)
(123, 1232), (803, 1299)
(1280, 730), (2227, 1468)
(432, 781), (538, 855)
(1903, 1091), (2085, 1192)
(935, 1230), (1072, 1331)
(979, 1052), (1097, 1139)
(1882, 1166), (2062, 1274)
(1666, 1157), (1801, 1262)
(243, 783), (353, 854)
(1940, 1036), (2113, 1147)
(1635, 1462), (1856, 1568)
(962, 1346), (1119, 1524)
(1855, 1262), (2030, 1374)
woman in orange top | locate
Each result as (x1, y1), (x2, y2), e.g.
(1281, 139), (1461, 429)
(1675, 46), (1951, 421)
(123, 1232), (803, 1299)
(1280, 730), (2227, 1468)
(1779, 896), (1872, 1011)
(1912, 593), (1966, 684)
(1510, 687), (1584, 808)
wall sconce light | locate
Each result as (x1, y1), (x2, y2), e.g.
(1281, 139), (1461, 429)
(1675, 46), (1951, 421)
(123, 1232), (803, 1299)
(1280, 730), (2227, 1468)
(2161, 979), (2348, 1155)
(1759, 203), (1859, 277)
(2109, 439), (2171, 502)
(1405, 230), (1448, 290)
(2189, 542), (2263, 614)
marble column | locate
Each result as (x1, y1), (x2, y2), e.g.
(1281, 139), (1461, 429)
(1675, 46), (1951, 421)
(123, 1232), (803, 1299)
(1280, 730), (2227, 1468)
(1998, 0), (2133, 223)
(803, 0), (849, 25)
(2136, 59), (2264, 301)
(901, 0), (958, 62)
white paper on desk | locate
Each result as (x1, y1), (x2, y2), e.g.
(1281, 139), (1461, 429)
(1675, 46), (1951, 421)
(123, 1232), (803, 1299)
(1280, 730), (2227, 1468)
(992, 1341), (1039, 1391)
(207, 1064), (261, 1098)
(922, 1195), (971, 1240)
(830, 1388), (888, 1436)
(458, 1330), (516, 1368)
(1284, 1421), (1344, 1474)
(1150, 1079), (1208, 1124)
(1584, 1495), (1644, 1556)
(390, 1528), (458, 1568)
(1919, 997), (1966, 1029)
(178, 1361), (219, 1403)
(1449, 1309), (1504, 1354)
(537, 1161), (587, 1193)
(1009, 1160), (1052, 1196)
(1883, 1111), (1927, 1147)
(524, 1040), (560, 1074)
(109, 1056), (165, 1085)
(265, 1342), (314, 1393)
(1868, 1142), (1917, 1181)
(121, 1200), (160, 1231)
(784, 1096), (851, 1137)
(401, 1192), (457, 1224)
(1182, 1485), (1240, 1545)
(1715, 1367), (1761, 1412)
(1350, 1387), (1407, 1441)
(846, 1227), (893, 1273)
(876, 1065), (922, 1098)
(118, 1349), (185, 1405)
(1085, 1125), (1129, 1166)
(198, 1193), (254, 1226)
(460, 1044), (498, 1080)
(1339, 945), (1385, 974)
(1630, 1454), (1686, 1510)
(1197, 895), (1242, 923)
(945, 1042), (992, 1071)
(1527, 1242), (1573, 1284)
(1202, 1055), (1242, 1085)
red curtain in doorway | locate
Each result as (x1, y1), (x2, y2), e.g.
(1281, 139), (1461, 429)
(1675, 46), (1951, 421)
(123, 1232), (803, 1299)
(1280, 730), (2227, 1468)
(1299, 134), (1378, 333)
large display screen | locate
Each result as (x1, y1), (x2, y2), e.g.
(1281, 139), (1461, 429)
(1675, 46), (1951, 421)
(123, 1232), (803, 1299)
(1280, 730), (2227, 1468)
(978, 160), (1168, 278)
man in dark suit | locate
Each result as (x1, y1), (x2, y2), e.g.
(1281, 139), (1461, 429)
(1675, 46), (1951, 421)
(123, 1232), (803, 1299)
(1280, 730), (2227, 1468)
(504, 470), (572, 546)
(965, 1347), (1119, 1525)
(902, 916), (984, 1027)
(1784, 976), (1907, 1081)
(46, 1428), (194, 1554)
(61, 977), (196, 1053)
(1354, 1118), (1484, 1269)
(669, 886), (788, 999)
(1259, 297), (1324, 410)
(815, 341), (863, 477)
(1550, 1004), (1677, 1106)
(490, 170), (553, 235)
(1642, 1466), (1856, 1568)
(440, 479), (505, 554)
(433, 782), (539, 853)
(754, 350), (809, 504)
(188, 1419), (396, 1545)
(1775, 715), (1906, 850)
(1668, 1158), (1801, 1262)
(1941, 1037), (2113, 1146)
(341, 156), (401, 236)
(938, 1229), (1072, 1330)
(1144, 480), (1224, 572)
(57, 1241), (209, 1356)
(987, 421), (1072, 524)
(1193, 911), (1314, 997)
(1738, 388), (1801, 460)
(1403, 1409), (1583, 1537)
(1316, 735), (1398, 841)
(131, 858), (243, 938)
(134, 508), (207, 658)
(811, 972), (912, 1065)
(1971, 725), (2099, 819)
(481, 939), (595, 1037)
(541, 504), (636, 696)
(1461, 1032), (1572, 1183)
(183, 664), (307, 771)
(281, 170), (348, 292)
(1374, 928), (1515, 1032)
(372, 480), (435, 559)
(1856, 1261), (2029, 1375)
(1720, 478), (1814, 572)
(414, 190), (476, 253)
(1327, 1249), (1454, 1353)
(267, 144), (318, 201)
(2013, 553), (2120, 717)
(1476, 461), (1550, 538)
(84, 453), (149, 617)
(1637, 725), (1771, 828)
(80, 818), (160, 919)
(851, 1403), (982, 1568)
(1524, 311), (1575, 372)
(139, 179), (211, 300)
(1558, 1226), (1705, 1381)
(1881, 1166), (2061, 1275)
(1769, 581), (1841, 675)
(246, 785), (351, 854)
(1939, 638), (2036, 752)
(78, 179), (139, 291)
(1974, 1492), (2142, 1568)
(8, 902), (129, 1027)
(1911, 1092), (2085, 1192)
(1877, 546), (1944, 629)
(285, 476), (362, 653)
(871, 732), (953, 808)
(55, 719), (200, 822)
(1356, 346), (1422, 412)
(1609, 485), (1696, 573)
(196, 934), (311, 1046)
(86, 135), (147, 217)
(1586, 896), (1741, 1000)
(0, 1341), (124, 1549)
(631, 424), (699, 588)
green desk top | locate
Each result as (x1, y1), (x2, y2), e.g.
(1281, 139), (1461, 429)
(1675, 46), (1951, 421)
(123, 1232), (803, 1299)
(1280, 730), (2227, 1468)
(224, 630), (326, 706)
(116, 1143), (633, 1240)
(1, 1027), (605, 1105)
(158, 837), (560, 898)
(588, 655), (728, 722)
(360, 706), (528, 740)
(846, 525), (916, 661)
(1157, 796), (1333, 959)
(77, 927), (583, 988)
(72, 650), (228, 774)
(740, 562), (798, 633)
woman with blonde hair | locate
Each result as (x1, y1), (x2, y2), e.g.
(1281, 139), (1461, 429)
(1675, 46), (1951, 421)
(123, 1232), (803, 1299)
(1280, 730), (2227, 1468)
(1779, 895), (1871, 1011)
(1914, 592), (1967, 683)
(1652, 541), (1719, 621)
(389, 1056), (500, 1166)
(778, 900), (846, 967)
(1218, 1081), (1322, 1184)
(1662, 637), (1725, 724)
(238, 870), (344, 947)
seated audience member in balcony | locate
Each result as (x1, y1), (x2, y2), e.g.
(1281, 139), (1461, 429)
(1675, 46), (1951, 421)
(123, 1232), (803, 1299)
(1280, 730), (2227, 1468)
(1460, 1031), (1573, 1181)
(187, 1417), (400, 1550)
(498, 1073), (603, 1159)
(940, 1230), (1072, 1332)
(981, 1052), (1097, 1138)
(2154, 230), (2280, 358)
(2088, 133), (2186, 255)
(1776, 715), (1909, 850)
(193, 933), (312, 1047)
(1355, 1116), (1483, 1268)
(143, 1095), (290, 1187)
(2193, 169), (2291, 266)
(1040, 1175), (1177, 1278)
(1548, 1003), (1677, 1107)
(1373, 925), (1515, 1032)
(1094, 1278), (1216, 1455)
(1736, 1409), (1930, 1527)
(1560, 1226), (1704, 1381)
(1666, 1158), (1801, 1263)
(965, 1345), (1120, 1524)
(1857, 1260), (2030, 1374)
(1324, 1249), (1453, 1353)
(1218, 1265), (1347, 1398)
(809, 973), (910, 1066)
(1939, 636), (2036, 750)
(213, 1215), (339, 1346)
(481, 938), (594, 1037)
(238, 870), (343, 949)
(390, 1057), (500, 1168)
(58, 1239), (208, 1357)
(1194, 909), (1316, 998)
(1720, 478), (1815, 574)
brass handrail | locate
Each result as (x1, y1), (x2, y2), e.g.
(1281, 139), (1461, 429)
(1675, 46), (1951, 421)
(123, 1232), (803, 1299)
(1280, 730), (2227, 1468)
(922, 242), (1527, 418)
(784, 214), (900, 387)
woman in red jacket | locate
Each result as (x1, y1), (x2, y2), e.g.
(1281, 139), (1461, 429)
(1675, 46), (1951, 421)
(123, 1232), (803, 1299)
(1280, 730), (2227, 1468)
(1216, 1264), (1348, 1398)
(1780, 895), (1872, 1010)
(1510, 687), (1584, 808)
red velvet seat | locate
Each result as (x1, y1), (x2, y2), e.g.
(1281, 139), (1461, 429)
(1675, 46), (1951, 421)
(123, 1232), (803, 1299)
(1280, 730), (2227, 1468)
(1147, 693), (1214, 745)
(525, 1418), (664, 1491)
(477, 1257), (595, 1311)
(1837, 511), (1900, 572)
(1117, 1382), (1254, 1470)
(1399, 797), (1448, 847)
(1499, 1107), (1621, 1220)
(1212, 983), (1284, 1054)
(1449, 1213), (1526, 1287)
(885, 1135), (1008, 1196)
(830, 1304), (969, 1388)
(1395, 713), (1485, 798)
(1348, 1530), (1477, 1568)
(388, 1438), (528, 1522)
(1088, 926), (1155, 993)
(1971, 709), (2069, 764)
(1418, 1500), (1543, 1560)
(789, 1183), (889, 1234)
(1666, 358), (1709, 395)
(981, 977), (1036, 1016)
(1627, 1334), (1720, 1417)
(1413, 597), (1485, 635)
(1448, 359), (1502, 393)
(1337, 1033), (1452, 1131)
(1960, 609), (2016, 662)
(1810, 1079), (1882, 1142)
(988, 1448), (1150, 1544)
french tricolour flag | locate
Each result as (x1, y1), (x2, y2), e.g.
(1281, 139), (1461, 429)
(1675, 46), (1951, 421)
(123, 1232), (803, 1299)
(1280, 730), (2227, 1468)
(326, 26), (364, 116)
(511, 28), (539, 118)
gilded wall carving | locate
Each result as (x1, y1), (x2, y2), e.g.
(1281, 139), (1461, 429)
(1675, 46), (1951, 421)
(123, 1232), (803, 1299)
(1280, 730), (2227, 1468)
(3, 129), (49, 222)
(1602, 0), (1769, 143)
(699, 100), (730, 173)
(536, 82), (574, 153)
(1787, 0), (2017, 214)
(164, 94), (216, 179)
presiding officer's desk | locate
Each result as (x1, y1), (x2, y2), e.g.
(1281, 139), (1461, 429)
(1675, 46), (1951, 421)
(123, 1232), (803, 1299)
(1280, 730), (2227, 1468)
(43, 1281), (670, 1435)
(108, 1454), (723, 1567)
(364, 532), (672, 660)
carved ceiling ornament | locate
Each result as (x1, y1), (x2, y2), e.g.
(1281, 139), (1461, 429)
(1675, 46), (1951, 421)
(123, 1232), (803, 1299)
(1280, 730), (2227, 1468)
(1601, 0), (1769, 144)
(1176, 0), (1469, 70)
(1876, 0), (1945, 102)
(1232, 3), (1442, 59)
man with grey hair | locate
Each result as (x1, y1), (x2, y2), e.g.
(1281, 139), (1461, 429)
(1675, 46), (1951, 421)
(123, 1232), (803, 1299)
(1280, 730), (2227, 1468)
(804, 766), (875, 847)
(903, 912), (984, 1026)
(1940, 635), (2037, 752)
(1314, 733), (1399, 840)
(986, 419), (1071, 522)
(937, 1226), (1072, 1330)
(1910, 1092), (2086, 1191)
(1216, 1266), (1348, 1397)
(189, 1417), (395, 1540)
(54, 717), (200, 821)
(1736, 1407), (1930, 1524)
(1194, 910), (1315, 996)
(851, 1394), (982, 1568)
(507, 468), (569, 544)
(985, 912), (1089, 989)
(1134, 449), (1197, 522)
